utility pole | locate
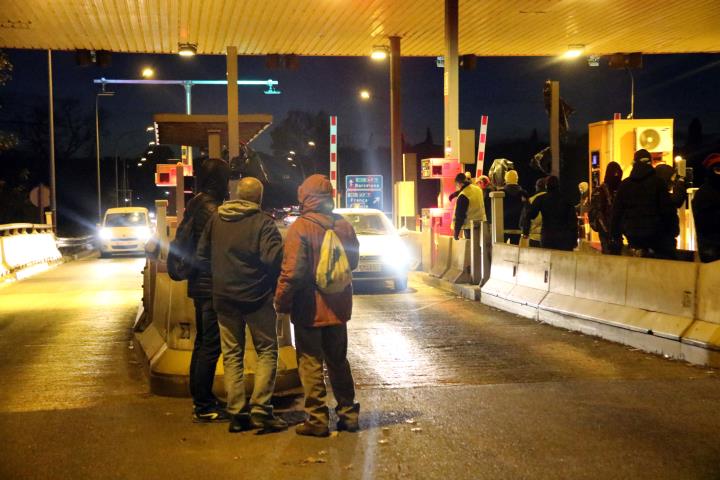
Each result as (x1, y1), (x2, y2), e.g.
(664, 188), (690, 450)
(550, 80), (560, 177)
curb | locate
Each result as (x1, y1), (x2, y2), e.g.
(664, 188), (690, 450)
(413, 271), (481, 301)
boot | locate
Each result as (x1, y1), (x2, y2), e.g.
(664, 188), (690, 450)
(295, 421), (330, 437)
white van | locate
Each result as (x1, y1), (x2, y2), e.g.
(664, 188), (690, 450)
(98, 207), (152, 257)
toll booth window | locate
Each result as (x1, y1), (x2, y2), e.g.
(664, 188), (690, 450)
(341, 213), (391, 235)
(105, 213), (148, 227)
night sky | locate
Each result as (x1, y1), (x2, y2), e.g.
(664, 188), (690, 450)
(3, 50), (719, 159)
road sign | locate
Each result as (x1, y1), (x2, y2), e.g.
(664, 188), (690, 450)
(29, 184), (50, 208)
(345, 175), (383, 209)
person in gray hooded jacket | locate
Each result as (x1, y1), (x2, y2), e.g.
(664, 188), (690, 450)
(196, 177), (286, 434)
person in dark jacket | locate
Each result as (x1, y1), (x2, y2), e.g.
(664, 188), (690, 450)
(692, 153), (720, 263)
(274, 175), (360, 437)
(521, 176), (577, 251)
(177, 158), (230, 422)
(611, 149), (678, 259)
(589, 161), (623, 254)
(655, 163), (687, 209)
(501, 169), (528, 244)
(196, 177), (286, 433)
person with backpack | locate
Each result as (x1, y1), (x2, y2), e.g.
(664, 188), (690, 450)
(274, 174), (360, 437)
(170, 158), (230, 423)
(589, 161), (623, 254)
(196, 177), (286, 434)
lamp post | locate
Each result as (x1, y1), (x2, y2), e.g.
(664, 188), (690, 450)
(95, 90), (115, 221)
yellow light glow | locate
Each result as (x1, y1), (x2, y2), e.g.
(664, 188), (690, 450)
(562, 46), (585, 59)
(141, 67), (154, 78)
(178, 43), (197, 57)
(359, 89), (371, 100)
(371, 46), (388, 61)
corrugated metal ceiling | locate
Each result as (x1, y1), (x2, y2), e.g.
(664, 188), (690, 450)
(1, 0), (718, 56)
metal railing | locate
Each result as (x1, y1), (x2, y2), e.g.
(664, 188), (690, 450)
(56, 235), (95, 250)
(0, 223), (54, 236)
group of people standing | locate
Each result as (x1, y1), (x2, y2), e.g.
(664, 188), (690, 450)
(179, 158), (360, 437)
(451, 149), (720, 263)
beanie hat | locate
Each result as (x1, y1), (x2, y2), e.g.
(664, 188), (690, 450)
(504, 169), (519, 185)
(703, 153), (720, 170)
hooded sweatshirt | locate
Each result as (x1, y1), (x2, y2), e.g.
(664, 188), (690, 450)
(611, 161), (677, 243)
(196, 198), (283, 315)
(274, 175), (360, 327)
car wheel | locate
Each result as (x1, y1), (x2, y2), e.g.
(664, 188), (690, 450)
(394, 277), (408, 292)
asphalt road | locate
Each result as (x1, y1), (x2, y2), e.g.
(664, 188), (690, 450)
(1, 257), (720, 479)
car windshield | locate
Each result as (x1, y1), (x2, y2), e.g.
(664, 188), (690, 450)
(105, 212), (147, 227)
(341, 213), (391, 235)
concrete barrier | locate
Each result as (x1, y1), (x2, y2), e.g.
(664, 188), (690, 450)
(480, 243), (520, 312)
(0, 224), (62, 280)
(430, 235), (453, 278)
(681, 260), (720, 353)
(442, 238), (471, 284)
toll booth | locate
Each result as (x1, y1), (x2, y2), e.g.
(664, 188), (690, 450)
(421, 157), (463, 236)
(588, 118), (674, 190)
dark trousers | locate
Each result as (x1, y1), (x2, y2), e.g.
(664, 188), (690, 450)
(294, 324), (358, 427)
(189, 298), (221, 411)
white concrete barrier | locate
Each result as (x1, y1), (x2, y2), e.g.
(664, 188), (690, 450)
(443, 238), (471, 284)
(480, 243), (520, 312)
(430, 235), (453, 278)
(0, 224), (61, 280)
(681, 260), (720, 353)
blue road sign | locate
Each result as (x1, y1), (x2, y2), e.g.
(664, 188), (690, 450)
(345, 175), (383, 209)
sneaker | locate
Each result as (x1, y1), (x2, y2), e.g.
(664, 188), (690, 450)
(250, 413), (288, 433)
(228, 413), (252, 433)
(192, 407), (231, 423)
(336, 418), (359, 432)
(295, 421), (330, 437)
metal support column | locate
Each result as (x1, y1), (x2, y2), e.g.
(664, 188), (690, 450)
(444, 0), (460, 158)
(183, 82), (193, 166)
(47, 50), (57, 230)
(226, 47), (239, 162)
(390, 36), (402, 226)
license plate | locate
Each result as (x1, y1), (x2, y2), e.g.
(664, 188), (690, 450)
(357, 263), (382, 272)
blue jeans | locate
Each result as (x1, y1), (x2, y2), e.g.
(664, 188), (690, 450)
(217, 298), (279, 416)
(189, 298), (221, 411)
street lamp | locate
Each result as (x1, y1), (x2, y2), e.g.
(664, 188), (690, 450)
(307, 140), (316, 147)
(95, 90), (115, 222)
(141, 67), (155, 78)
(371, 46), (389, 61)
(289, 150), (296, 156)
(359, 89), (371, 100)
(145, 125), (154, 132)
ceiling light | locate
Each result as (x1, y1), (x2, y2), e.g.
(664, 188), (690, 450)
(178, 43), (197, 57)
(370, 46), (389, 61)
(562, 45), (585, 59)
(359, 89), (371, 100)
(145, 126), (154, 132)
(141, 67), (155, 78)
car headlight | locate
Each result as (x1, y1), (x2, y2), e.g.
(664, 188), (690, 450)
(382, 241), (410, 269)
(135, 227), (152, 241)
(99, 228), (111, 240)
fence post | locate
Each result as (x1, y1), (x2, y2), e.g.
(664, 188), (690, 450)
(489, 191), (505, 245)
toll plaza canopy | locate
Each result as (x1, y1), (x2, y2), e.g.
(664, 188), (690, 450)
(153, 114), (272, 147)
(1, 0), (719, 56)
